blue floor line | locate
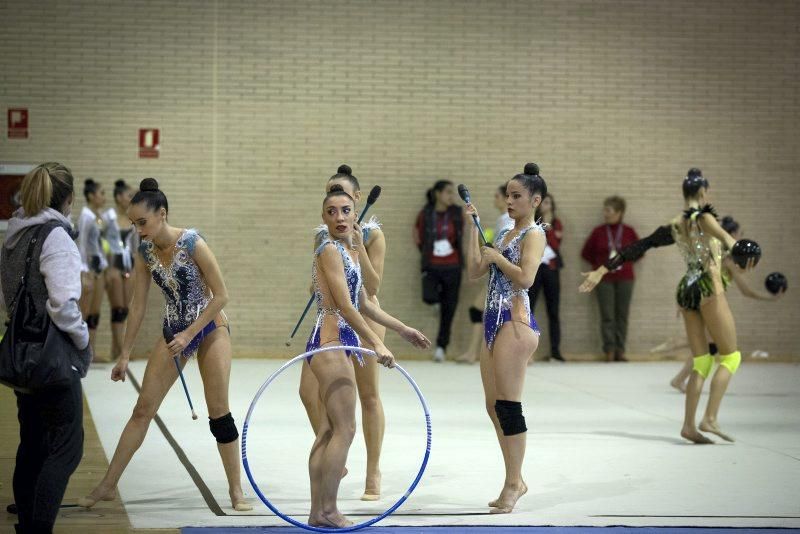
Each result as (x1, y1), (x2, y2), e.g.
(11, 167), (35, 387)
(182, 527), (800, 533)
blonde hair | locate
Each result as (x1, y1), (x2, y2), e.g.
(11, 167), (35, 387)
(19, 162), (74, 216)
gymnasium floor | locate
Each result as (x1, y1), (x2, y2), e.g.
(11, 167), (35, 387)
(70, 359), (800, 532)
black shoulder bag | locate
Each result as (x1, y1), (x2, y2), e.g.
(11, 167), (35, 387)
(0, 223), (92, 392)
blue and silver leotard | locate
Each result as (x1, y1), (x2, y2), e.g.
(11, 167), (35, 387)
(306, 238), (364, 363)
(484, 223), (544, 350)
(139, 229), (219, 357)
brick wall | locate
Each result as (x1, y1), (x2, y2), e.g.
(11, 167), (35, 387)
(2, 0), (798, 360)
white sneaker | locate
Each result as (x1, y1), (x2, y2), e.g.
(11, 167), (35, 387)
(433, 346), (445, 362)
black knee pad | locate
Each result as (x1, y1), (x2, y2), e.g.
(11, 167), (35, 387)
(469, 306), (483, 324)
(111, 307), (129, 323)
(494, 400), (527, 436)
(708, 342), (719, 356)
(209, 412), (239, 444)
(86, 314), (100, 330)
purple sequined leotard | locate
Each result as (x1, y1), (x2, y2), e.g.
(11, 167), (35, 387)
(139, 229), (218, 357)
(306, 238), (364, 363)
(484, 224), (544, 350)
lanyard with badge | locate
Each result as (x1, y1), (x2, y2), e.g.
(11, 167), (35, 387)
(606, 224), (623, 272)
(432, 211), (455, 257)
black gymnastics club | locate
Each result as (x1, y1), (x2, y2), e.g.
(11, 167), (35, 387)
(457, 184), (491, 247)
(285, 185), (382, 347)
(164, 324), (198, 420)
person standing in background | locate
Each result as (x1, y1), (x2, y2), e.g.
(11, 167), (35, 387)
(77, 179), (109, 361)
(1, 162), (89, 534)
(529, 194), (564, 362)
(581, 196), (639, 362)
(414, 180), (463, 362)
(102, 180), (139, 360)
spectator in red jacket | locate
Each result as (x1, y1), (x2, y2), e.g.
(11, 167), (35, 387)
(529, 194), (564, 361)
(580, 196), (639, 361)
(413, 180), (463, 362)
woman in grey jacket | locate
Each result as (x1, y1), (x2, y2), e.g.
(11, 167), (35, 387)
(0, 162), (89, 534)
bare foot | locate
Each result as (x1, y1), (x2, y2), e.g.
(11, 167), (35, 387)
(681, 426), (714, 444)
(361, 471), (381, 501)
(699, 420), (735, 442)
(308, 511), (354, 528)
(489, 481), (526, 507)
(489, 481), (527, 513)
(77, 484), (117, 508)
(230, 489), (253, 511)
(670, 378), (686, 393)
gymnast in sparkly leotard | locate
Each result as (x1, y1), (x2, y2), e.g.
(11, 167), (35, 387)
(464, 163), (548, 515)
(300, 164), (389, 500)
(102, 179), (139, 359)
(77, 178), (108, 358)
(79, 178), (252, 512)
(303, 187), (430, 529)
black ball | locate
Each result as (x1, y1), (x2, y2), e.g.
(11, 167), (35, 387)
(730, 239), (761, 269)
(764, 272), (788, 295)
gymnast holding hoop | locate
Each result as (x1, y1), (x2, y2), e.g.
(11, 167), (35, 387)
(299, 164), (388, 501)
(304, 186), (430, 528)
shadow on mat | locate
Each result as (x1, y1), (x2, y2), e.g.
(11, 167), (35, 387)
(590, 430), (684, 445)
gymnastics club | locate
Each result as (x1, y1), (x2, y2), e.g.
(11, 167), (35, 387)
(164, 325), (198, 420)
(285, 185), (383, 347)
(457, 184), (491, 247)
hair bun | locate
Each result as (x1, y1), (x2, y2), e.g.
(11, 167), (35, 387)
(84, 178), (96, 186)
(523, 162), (540, 176)
(337, 164), (352, 175)
(140, 178), (159, 192)
(114, 179), (126, 188)
(687, 167), (703, 178)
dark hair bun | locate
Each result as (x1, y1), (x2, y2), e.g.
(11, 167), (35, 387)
(524, 162), (540, 176)
(140, 178), (159, 192)
(337, 164), (352, 175)
(115, 179), (126, 188)
(687, 167), (703, 177)
(329, 184), (345, 193)
(85, 178), (96, 186)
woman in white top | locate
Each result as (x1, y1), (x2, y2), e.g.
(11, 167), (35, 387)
(77, 178), (108, 359)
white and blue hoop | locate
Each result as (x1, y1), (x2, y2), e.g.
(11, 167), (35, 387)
(241, 345), (432, 533)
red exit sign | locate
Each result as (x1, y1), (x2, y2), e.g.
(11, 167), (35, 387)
(139, 128), (160, 158)
(8, 108), (28, 139)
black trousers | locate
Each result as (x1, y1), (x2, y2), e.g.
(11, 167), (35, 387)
(528, 265), (562, 357)
(13, 376), (84, 534)
(426, 265), (462, 350)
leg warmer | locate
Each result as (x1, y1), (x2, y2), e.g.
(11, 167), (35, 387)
(692, 353), (714, 379)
